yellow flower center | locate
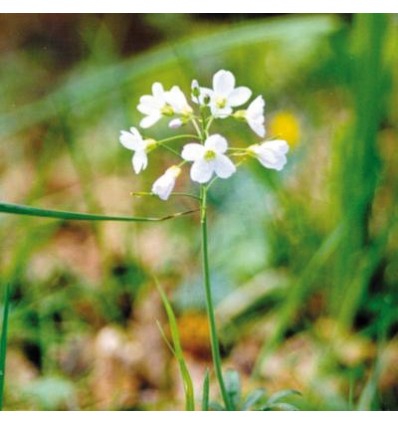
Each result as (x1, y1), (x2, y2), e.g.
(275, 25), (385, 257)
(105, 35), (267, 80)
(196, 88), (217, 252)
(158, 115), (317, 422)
(215, 96), (227, 109)
(204, 149), (216, 161)
(161, 105), (174, 116)
(145, 139), (157, 152)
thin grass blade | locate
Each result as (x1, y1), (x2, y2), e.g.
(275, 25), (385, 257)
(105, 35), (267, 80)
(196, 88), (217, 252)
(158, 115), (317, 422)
(0, 283), (11, 411)
(155, 280), (195, 411)
(0, 202), (198, 223)
(201, 369), (210, 411)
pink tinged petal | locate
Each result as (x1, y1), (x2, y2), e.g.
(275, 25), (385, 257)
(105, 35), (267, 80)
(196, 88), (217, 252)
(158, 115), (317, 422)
(267, 139), (289, 154)
(140, 114), (161, 129)
(256, 141), (289, 171)
(169, 118), (183, 129)
(132, 150), (148, 174)
(181, 143), (205, 161)
(213, 70), (235, 96)
(228, 87), (252, 107)
(214, 154), (236, 179)
(205, 134), (228, 154)
(190, 159), (214, 184)
(259, 153), (287, 171)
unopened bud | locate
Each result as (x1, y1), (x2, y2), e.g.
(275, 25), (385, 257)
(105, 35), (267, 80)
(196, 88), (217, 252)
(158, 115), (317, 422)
(169, 118), (183, 129)
(233, 110), (247, 121)
(203, 94), (211, 106)
(191, 79), (200, 98)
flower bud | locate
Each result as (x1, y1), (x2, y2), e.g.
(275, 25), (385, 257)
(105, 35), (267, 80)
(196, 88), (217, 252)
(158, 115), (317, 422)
(191, 79), (200, 98)
(232, 110), (247, 121)
(152, 166), (181, 201)
(169, 118), (183, 129)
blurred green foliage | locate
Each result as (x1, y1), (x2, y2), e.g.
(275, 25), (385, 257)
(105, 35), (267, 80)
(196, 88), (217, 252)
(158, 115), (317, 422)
(0, 14), (397, 410)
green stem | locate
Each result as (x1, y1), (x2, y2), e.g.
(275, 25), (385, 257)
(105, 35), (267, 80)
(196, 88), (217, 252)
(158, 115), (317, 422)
(200, 186), (232, 410)
(158, 134), (200, 143)
(0, 282), (11, 410)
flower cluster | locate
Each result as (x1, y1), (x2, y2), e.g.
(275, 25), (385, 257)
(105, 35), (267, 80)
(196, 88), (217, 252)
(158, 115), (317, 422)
(120, 70), (289, 200)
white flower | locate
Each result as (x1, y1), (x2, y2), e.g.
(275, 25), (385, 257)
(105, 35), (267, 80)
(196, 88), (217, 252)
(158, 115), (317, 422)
(248, 140), (289, 171)
(245, 95), (266, 137)
(119, 127), (156, 174)
(182, 134), (236, 184)
(138, 83), (193, 129)
(196, 70), (252, 119)
(166, 86), (193, 116)
(152, 166), (181, 201)
(137, 82), (170, 129)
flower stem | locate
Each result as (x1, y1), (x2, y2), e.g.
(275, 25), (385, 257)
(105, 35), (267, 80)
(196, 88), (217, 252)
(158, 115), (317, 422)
(200, 186), (232, 410)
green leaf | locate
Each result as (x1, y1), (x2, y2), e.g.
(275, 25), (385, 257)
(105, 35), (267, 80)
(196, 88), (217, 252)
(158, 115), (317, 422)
(208, 401), (225, 411)
(267, 389), (301, 405)
(201, 369), (210, 411)
(224, 369), (241, 410)
(267, 402), (300, 411)
(242, 389), (266, 411)
(0, 201), (197, 223)
(155, 280), (195, 411)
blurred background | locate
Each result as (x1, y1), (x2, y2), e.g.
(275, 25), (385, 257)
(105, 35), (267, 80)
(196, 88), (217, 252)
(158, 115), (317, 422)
(0, 13), (397, 410)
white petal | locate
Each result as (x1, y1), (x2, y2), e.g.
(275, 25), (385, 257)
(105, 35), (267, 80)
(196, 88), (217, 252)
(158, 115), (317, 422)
(137, 102), (157, 115)
(137, 95), (161, 114)
(210, 104), (233, 119)
(181, 143), (205, 161)
(248, 120), (266, 137)
(132, 150), (148, 174)
(190, 159), (214, 184)
(205, 134), (228, 154)
(214, 154), (236, 179)
(228, 87), (252, 107)
(119, 128), (144, 151)
(140, 114), (161, 129)
(213, 70), (235, 96)
(152, 82), (166, 101)
(247, 95), (265, 117)
(166, 86), (192, 113)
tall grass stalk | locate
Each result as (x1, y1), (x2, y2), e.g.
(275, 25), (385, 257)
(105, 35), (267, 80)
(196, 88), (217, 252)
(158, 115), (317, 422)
(331, 14), (390, 327)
